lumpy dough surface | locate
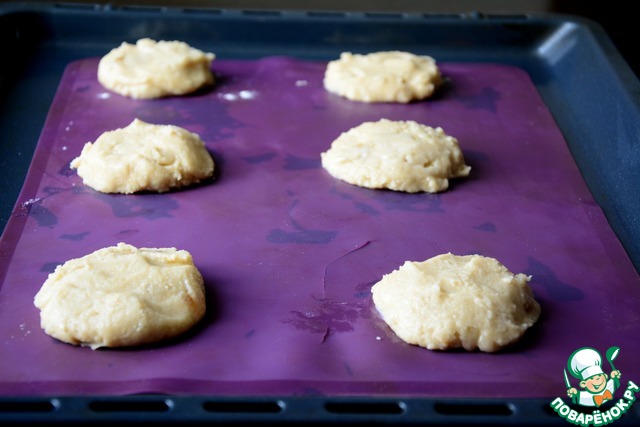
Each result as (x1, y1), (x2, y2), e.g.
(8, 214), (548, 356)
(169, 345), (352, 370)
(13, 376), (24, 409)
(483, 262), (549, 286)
(320, 119), (470, 193)
(371, 253), (541, 353)
(323, 51), (442, 103)
(70, 118), (215, 194)
(34, 242), (207, 349)
(98, 38), (215, 99)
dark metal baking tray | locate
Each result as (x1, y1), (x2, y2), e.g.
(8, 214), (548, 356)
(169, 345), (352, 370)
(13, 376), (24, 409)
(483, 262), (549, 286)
(1, 2), (639, 425)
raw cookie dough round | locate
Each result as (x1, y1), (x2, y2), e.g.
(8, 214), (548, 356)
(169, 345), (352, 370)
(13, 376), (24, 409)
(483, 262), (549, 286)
(323, 51), (442, 103)
(70, 118), (215, 194)
(321, 119), (470, 193)
(34, 243), (206, 349)
(371, 253), (541, 353)
(98, 38), (215, 99)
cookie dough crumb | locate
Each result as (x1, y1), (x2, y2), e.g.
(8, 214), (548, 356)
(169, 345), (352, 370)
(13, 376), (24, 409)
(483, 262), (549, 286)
(323, 51), (442, 103)
(98, 38), (215, 99)
(70, 118), (215, 194)
(34, 242), (207, 349)
(371, 253), (540, 352)
(321, 119), (470, 193)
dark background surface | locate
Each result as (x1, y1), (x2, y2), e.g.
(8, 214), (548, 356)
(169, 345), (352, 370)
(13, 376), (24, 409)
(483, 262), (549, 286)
(551, 1), (639, 79)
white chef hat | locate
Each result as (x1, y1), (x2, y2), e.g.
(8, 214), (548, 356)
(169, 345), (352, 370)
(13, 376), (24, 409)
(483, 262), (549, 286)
(568, 347), (604, 381)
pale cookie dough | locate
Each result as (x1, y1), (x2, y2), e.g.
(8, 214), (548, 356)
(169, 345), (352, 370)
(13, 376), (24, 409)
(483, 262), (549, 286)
(321, 119), (470, 193)
(34, 242), (206, 350)
(98, 38), (215, 99)
(70, 118), (215, 194)
(323, 51), (442, 103)
(371, 253), (541, 353)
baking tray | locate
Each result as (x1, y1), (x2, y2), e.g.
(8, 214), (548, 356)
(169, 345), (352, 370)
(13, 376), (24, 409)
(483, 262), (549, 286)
(1, 2), (640, 425)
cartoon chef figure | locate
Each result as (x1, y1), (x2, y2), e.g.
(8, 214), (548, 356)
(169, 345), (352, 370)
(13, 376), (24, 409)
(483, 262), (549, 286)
(566, 347), (621, 407)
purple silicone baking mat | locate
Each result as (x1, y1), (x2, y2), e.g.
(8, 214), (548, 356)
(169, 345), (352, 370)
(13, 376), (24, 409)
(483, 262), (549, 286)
(0, 56), (639, 398)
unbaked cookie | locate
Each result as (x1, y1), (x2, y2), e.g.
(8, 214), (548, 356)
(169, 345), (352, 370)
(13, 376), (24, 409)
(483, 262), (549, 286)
(320, 119), (470, 193)
(34, 242), (206, 349)
(323, 51), (442, 103)
(371, 253), (540, 353)
(98, 38), (215, 99)
(70, 118), (215, 194)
